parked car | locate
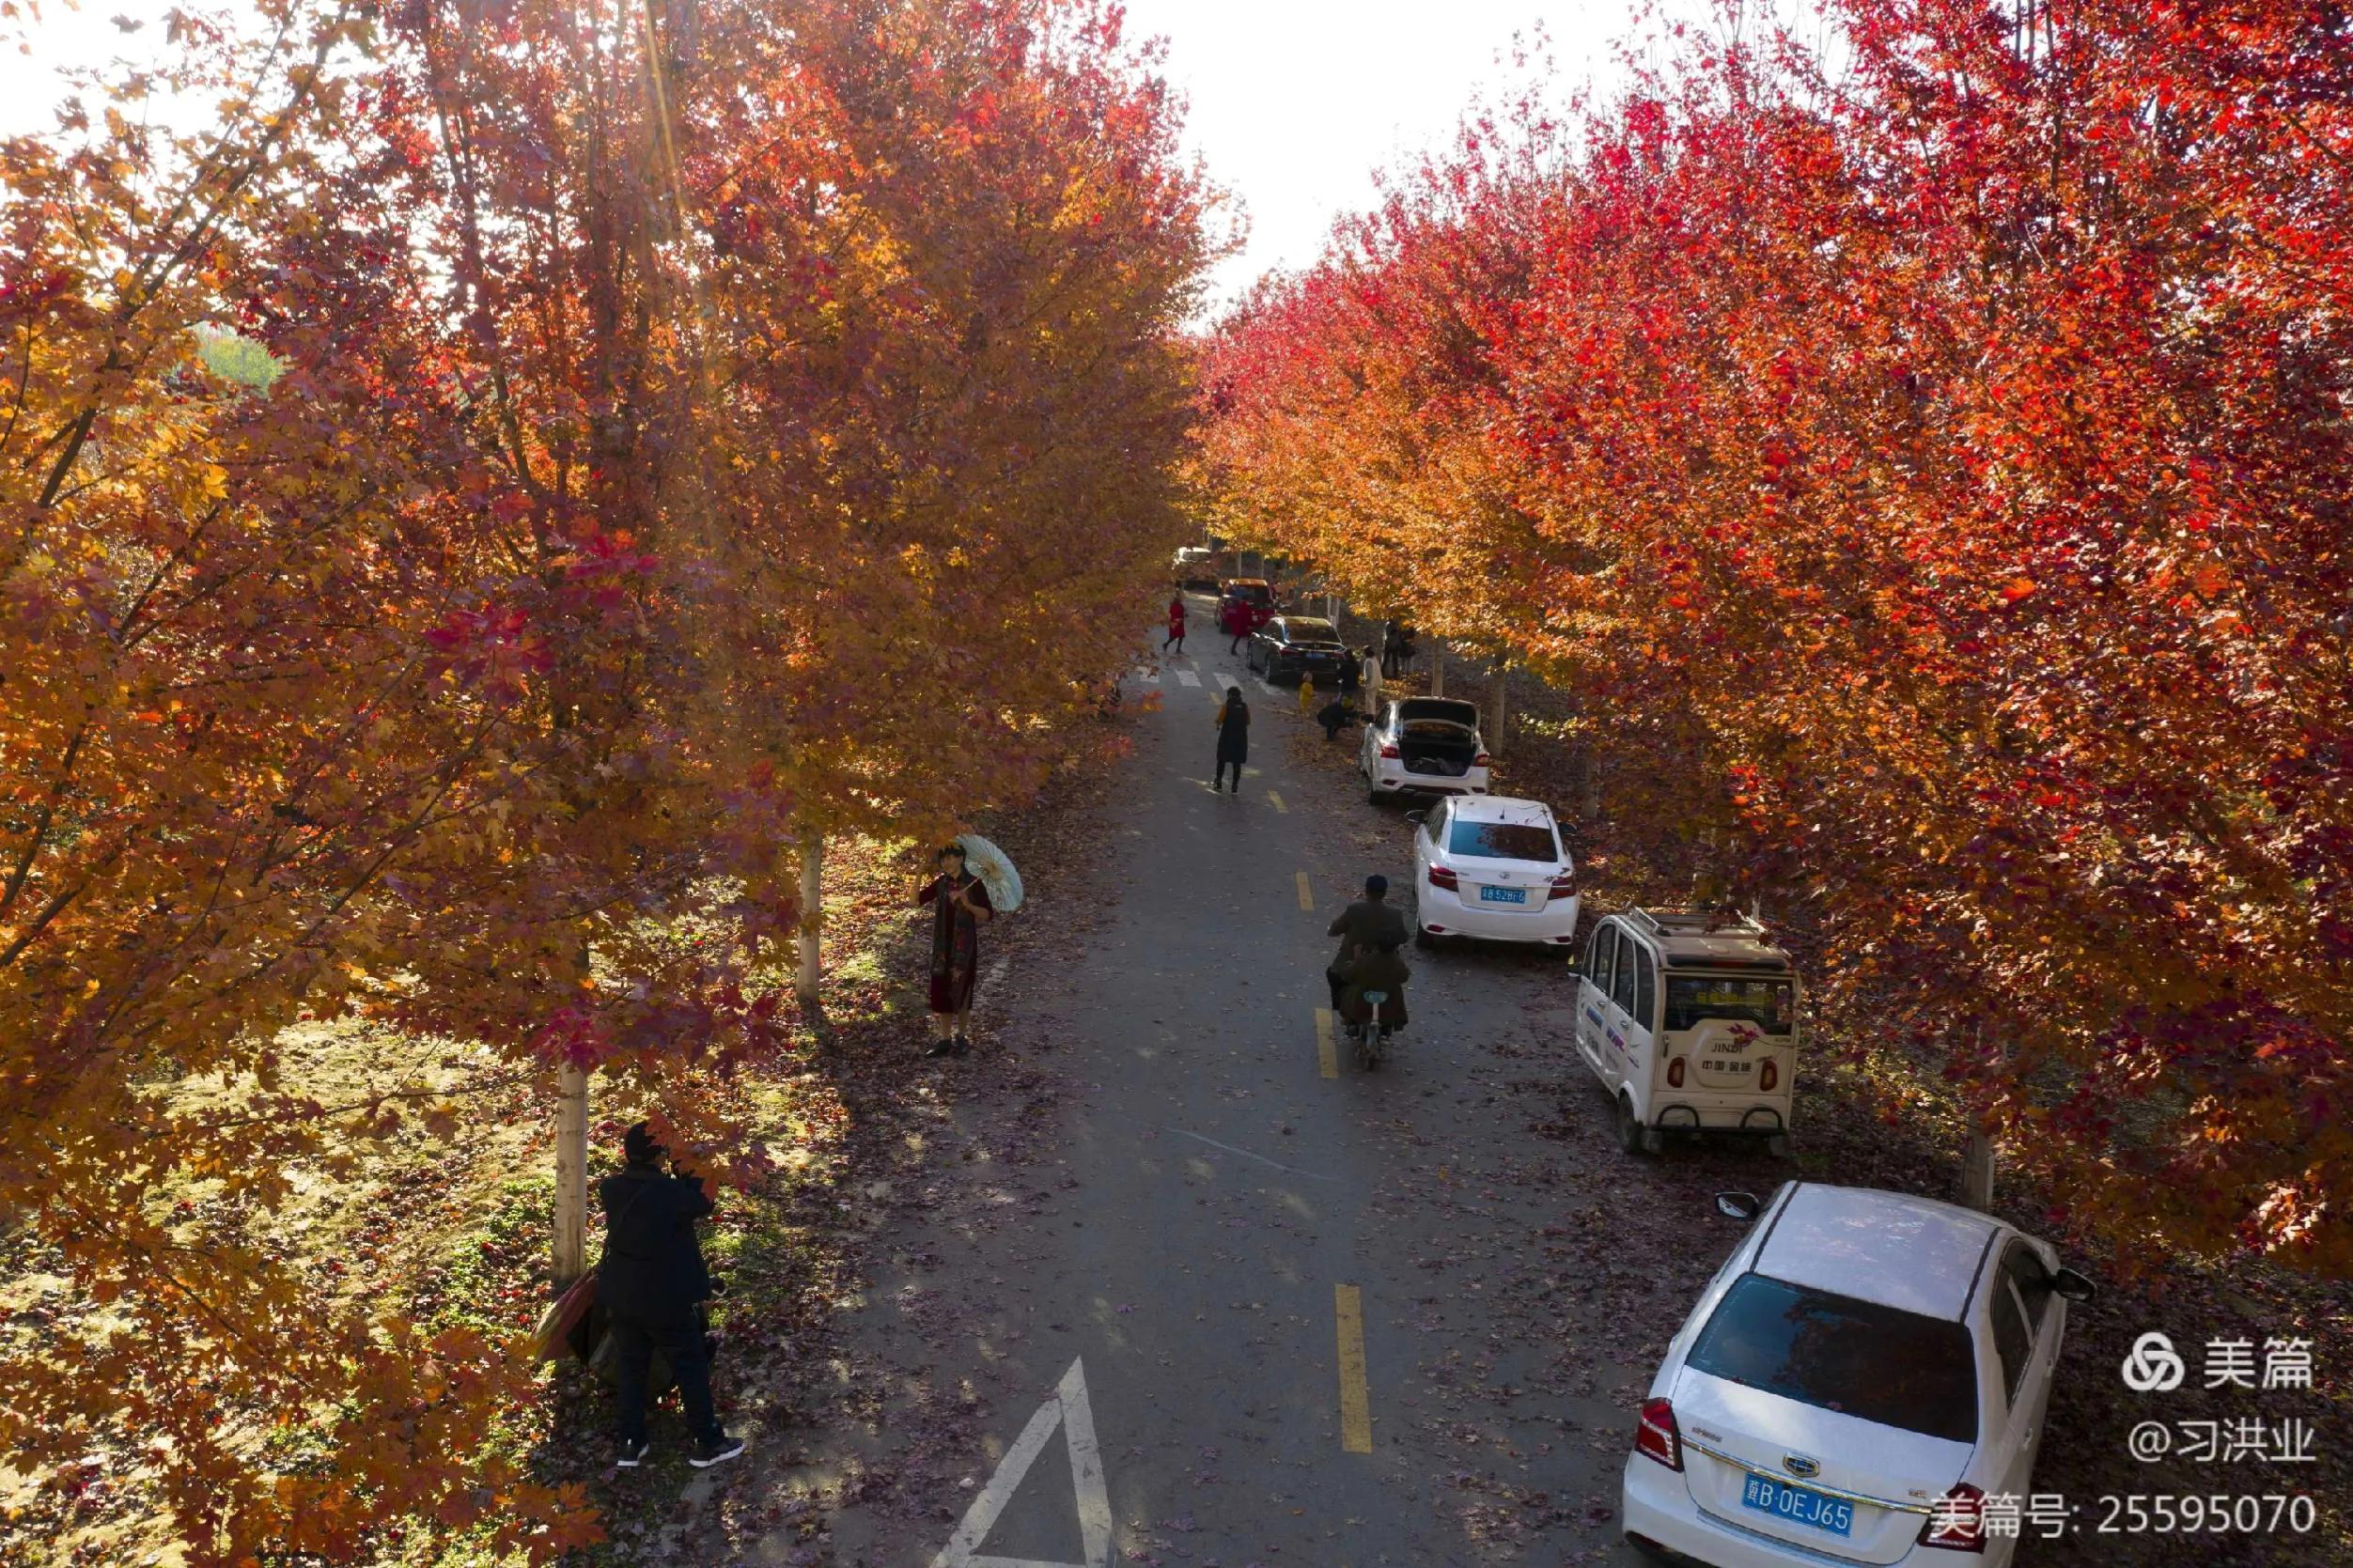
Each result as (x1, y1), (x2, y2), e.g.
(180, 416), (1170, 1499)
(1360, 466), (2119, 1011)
(1623, 1182), (2095, 1568)
(1360, 697), (1491, 803)
(1407, 796), (1578, 947)
(1247, 615), (1346, 685)
(1576, 908), (1798, 1156)
(1172, 547), (1221, 592)
(1216, 577), (1277, 633)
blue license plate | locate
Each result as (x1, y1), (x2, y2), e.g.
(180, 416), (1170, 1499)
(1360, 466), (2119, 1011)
(1477, 885), (1527, 905)
(1740, 1475), (1853, 1537)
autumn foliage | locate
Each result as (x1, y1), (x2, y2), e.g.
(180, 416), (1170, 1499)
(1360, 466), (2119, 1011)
(1200, 2), (2351, 1272)
(2, 0), (1206, 1556)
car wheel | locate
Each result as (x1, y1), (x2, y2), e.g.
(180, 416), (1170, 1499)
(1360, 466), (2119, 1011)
(1366, 781), (1385, 806)
(1768, 1133), (1793, 1159)
(1615, 1094), (1648, 1156)
(1413, 924), (1436, 950)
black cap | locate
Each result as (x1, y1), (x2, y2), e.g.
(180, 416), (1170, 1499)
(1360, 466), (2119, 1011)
(1365, 874), (1388, 896)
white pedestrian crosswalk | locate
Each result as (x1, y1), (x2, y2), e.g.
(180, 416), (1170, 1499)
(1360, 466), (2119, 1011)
(1175, 670), (1201, 687)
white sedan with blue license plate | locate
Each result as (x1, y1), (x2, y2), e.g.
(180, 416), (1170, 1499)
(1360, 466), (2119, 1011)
(1622, 1183), (2096, 1568)
(1408, 795), (1578, 946)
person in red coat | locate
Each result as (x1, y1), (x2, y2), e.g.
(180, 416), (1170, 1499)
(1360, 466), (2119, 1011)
(1222, 596), (1250, 654)
(1164, 595), (1187, 652)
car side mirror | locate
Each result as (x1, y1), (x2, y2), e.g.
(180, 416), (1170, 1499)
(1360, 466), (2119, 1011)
(1404, 811), (1426, 826)
(2049, 1266), (2096, 1303)
(1714, 1191), (1762, 1222)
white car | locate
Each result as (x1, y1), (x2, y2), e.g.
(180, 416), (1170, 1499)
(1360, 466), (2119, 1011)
(1408, 795), (1579, 946)
(1361, 697), (1491, 804)
(1623, 1183), (2096, 1568)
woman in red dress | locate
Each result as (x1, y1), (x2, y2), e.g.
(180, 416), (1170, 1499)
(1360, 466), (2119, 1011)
(918, 844), (993, 1058)
(1164, 595), (1187, 653)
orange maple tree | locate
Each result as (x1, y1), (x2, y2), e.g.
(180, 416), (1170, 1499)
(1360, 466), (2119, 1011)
(1, 0), (1208, 1556)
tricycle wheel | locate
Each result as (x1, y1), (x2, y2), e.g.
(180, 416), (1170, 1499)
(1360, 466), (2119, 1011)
(1615, 1094), (1648, 1156)
(1768, 1133), (1793, 1159)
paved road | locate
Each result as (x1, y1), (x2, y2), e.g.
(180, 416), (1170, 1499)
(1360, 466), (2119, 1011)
(802, 614), (1722, 1567)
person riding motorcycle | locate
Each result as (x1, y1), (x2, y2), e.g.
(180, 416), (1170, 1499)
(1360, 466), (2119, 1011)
(1335, 930), (1410, 1038)
(1326, 874), (1408, 1026)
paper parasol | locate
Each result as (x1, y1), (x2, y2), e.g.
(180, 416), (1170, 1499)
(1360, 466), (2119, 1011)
(954, 832), (1024, 914)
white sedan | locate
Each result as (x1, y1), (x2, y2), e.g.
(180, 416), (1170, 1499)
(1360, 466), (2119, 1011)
(1408, 795), (1579, 946)
(1361, 697), (1491, 803)
(1622, 1182), (2096, 1567)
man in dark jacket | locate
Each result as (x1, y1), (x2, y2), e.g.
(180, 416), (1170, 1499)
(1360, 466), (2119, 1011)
(1326, 875), (1408, 1012)
(601, 1122), (744, 1469)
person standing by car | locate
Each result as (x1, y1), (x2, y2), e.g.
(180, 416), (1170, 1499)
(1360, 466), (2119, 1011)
(1164, 594), (1187, 654)
(1326, 874), (1407, 1012)
(602, 1122), (744, 1471)
(918, 844), (994, 1058)
(1337, 645), (1363, 706)
(1316, 696), (1359, 742)
(1213, 686), (1250, 793)
(1222, 596), (1251, 655)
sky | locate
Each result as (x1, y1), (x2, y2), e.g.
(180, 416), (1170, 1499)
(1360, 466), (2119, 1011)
(1, 0), (1713, 314)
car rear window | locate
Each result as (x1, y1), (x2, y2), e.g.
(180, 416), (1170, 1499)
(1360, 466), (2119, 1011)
(1688, 1273), (1977, 1442)
(1664, 976), (1796, 1035)
(1447, 820), (1558, 862)
(1226, 582), (1272, 605)
(1283, 618), (1339, 643)
(1397, 698), (1479, 727)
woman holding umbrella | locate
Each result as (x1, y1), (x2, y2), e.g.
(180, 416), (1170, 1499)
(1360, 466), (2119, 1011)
(918, 844), (992, 1058)
(917, 835), (1022, 1058)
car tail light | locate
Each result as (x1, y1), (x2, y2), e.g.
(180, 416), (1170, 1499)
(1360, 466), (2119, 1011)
(1473, 752), (1490, 767)
(1919, 1484), (1987, 1552)
(1759, 1059), (1779, 1092)
(1547, 873), (1576, 902)
(1634, 1397), (1682, 1470)
(1667, 1057), (1686, 1088)
(1379, 743), (1400, 759)
(1427, 864), (1459, 891)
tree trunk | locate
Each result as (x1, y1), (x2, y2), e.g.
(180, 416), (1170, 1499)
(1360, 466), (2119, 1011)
(796, 831), (823, 1007)
(1488, 660), (1510, 757)
(1428, 639), (1445, 698)
(553, 1060), (588, 1283)
(1959, 1129), (1997, 1212)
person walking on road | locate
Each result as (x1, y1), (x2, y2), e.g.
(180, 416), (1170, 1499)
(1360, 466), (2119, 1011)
(1326, 874), (1408, 1012)
(1164, 595), (1187, 654)
(1223, 597), (1251, 655)
(919, 843), (994, 1058)
(1213, 686), (1251, 793)
(601, 1122), (744, 1471)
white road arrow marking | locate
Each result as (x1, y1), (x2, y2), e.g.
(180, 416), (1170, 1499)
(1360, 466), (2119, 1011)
(930, 1358), (1112, 1568)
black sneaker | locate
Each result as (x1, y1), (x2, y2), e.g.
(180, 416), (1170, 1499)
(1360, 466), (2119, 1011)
(616, 1437), (649, 1469)
(950, 1035), (972, 1058)
(924, 1038), (955, 1058)
(689, 1433), (746, 1469)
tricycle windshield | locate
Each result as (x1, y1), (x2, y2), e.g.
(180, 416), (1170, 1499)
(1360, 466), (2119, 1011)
(1664, 974), (1796, 1035)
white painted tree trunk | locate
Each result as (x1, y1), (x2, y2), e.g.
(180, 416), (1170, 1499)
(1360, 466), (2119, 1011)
(553, 1060), (588, 1282)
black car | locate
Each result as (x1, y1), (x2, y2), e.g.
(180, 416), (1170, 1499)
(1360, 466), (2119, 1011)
(1247, 616), (1347, 685)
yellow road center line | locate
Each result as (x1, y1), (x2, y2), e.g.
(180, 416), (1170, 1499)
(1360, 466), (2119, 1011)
(1267, 790), (1287, 813)
(1314, 1007), (1337, 1079)
(1334, 1283), (1373, 1452)
(1295, 870), (1312, 911)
